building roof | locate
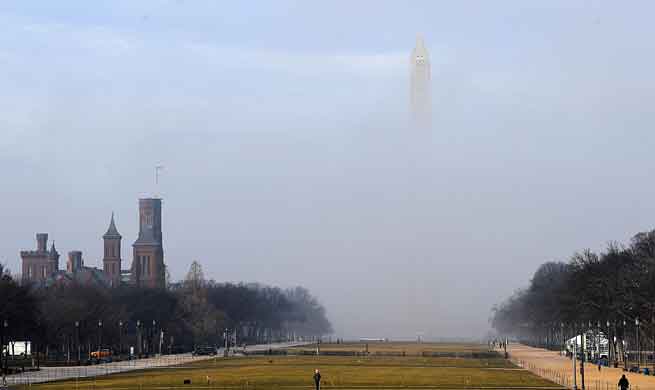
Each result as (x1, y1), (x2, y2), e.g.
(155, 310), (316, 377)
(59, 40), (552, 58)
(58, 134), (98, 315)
(46, 267), (112, 288)
(103, 212), (122, 239)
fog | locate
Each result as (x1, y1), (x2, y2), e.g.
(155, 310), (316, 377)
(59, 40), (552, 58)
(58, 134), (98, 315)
(3, 1), (655, 339)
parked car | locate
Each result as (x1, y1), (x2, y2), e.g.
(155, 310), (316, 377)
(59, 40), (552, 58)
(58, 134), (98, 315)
(192, 346), (217, 356)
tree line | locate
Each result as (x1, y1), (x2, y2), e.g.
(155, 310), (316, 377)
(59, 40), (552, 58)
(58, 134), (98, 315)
(0, 261), (331, 362)
(491, 229), (655, 363)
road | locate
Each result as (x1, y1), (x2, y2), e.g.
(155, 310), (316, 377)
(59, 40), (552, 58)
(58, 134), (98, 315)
(2, 341), (308, 387)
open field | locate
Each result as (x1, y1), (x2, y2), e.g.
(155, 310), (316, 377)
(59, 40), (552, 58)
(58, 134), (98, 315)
(16, 343), (562, 390)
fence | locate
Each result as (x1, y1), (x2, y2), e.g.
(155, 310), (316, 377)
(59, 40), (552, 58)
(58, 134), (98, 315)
(3, 342), (308, 387)
(247, 349), (503, 358)
(2, 353), (208, 387)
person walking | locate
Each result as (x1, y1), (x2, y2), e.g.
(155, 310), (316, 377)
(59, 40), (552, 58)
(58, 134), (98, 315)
(618, 374), (629, 390)
(313, 369), (321, 390)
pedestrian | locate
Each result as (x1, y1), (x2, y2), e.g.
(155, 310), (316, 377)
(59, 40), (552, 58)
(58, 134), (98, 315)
(313, 369), (321, 390)
(618, 374), (629, 390)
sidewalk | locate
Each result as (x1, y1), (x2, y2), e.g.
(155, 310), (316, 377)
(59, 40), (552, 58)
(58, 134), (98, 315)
(508, 344), (655, 390)
(2, 341), (308, 386)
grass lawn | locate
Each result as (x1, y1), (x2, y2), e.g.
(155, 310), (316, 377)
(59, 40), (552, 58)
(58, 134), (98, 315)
(16, 344), (561, 390)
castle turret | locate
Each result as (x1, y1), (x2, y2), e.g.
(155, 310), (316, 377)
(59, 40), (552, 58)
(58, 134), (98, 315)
(67, 251), (83, 273)
(102, 213), (122, 287)
(21, 233), (55, 284)
(36, 233), (48, 253)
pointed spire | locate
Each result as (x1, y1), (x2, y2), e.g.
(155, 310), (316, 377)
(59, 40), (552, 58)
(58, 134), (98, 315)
(103, 212), (122, 239)
(49, 240), (59, 259)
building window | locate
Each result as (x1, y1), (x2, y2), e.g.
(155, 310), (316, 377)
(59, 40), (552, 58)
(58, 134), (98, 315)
(42, 266), (47, 278)
(141, 256), (147, 276)
(28, 266), (33, 278)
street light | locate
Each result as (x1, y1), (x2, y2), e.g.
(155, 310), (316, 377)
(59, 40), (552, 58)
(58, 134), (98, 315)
(224, 328), (229, 357)
(98, 320), (103, 351)
(118, 321), (123, 356)
(75, 321), (80, 363)
(572, 323), (577, 390)
(623, 320), (627, 370)
(2, 320), (8, 378)
(580, 322), (586, 390)
(152, 320), (157, 356)
(560, 323), (565, 356)
(596, 321), (600, 361)
(136, 320), (141, 356)
(636, 318), (640, 371)
(606, 320), (611, 365)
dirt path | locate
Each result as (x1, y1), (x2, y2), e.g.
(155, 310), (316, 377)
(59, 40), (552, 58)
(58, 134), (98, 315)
(508, 344), (655, 390)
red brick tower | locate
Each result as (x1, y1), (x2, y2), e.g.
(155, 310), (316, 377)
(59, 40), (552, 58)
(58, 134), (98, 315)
(131, 198), (165, 288)
(102, 213), (122, 287)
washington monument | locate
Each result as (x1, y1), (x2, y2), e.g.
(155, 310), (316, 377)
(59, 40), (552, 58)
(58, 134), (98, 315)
(410, 35), (431, 128)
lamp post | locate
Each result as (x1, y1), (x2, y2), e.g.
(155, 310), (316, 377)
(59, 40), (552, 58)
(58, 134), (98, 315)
(136, 320), (142, 356)
(118, 321), (123, 357)
(652, 309), (655, 370)
(572, 324), (577, 390)
(580, 322), (586, 390)
(606, 320), (611, 366)
(75, 321), (80, 363)
(2, 319), (7, 379)
(636, 318), (640, 371)
(98, 320), (103, 352)
(597, 321), (601, 361)
(623, 320), (627, 370)
(224, 328), (229, 357)
(560, 323), (565, 356)
(152, 320), (157, 357)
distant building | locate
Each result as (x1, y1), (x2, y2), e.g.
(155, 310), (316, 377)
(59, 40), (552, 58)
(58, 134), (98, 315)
(102, 213), (122, 287)
(131, 198), (166, 289)
(410, 35), (431, 129)
(20, 234), (59, 284)
(20, 198), (166, 289)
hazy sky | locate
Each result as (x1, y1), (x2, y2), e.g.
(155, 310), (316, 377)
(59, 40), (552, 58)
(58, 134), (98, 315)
(2, 1), (655, 339)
